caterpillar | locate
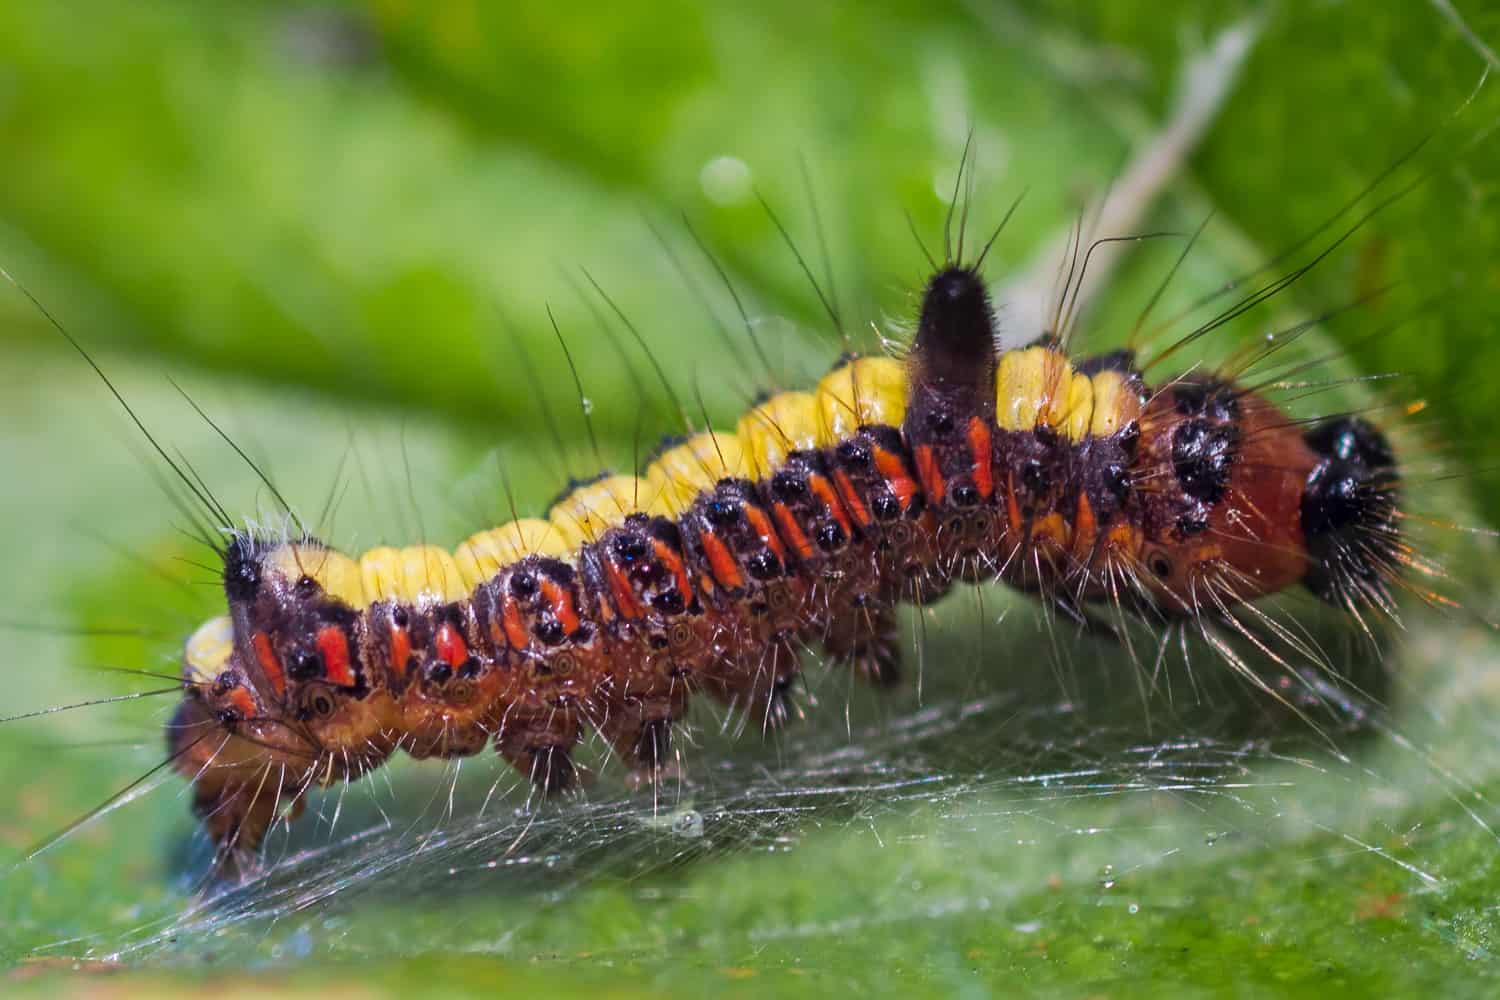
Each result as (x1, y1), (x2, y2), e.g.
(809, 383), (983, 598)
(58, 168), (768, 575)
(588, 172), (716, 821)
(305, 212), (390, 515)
(146, 227), (1405, 877)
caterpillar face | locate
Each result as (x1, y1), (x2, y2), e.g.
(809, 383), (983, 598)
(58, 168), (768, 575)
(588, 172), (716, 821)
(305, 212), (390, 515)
(173, 260), (1409, 875)
(1300, 416), (1402, 608)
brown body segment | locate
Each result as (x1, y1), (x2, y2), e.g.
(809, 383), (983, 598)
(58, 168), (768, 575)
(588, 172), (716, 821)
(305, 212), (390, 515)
(1133, 384), (1322, 611)
(679, 479), (809, 725)
(581, 515), (716, 768)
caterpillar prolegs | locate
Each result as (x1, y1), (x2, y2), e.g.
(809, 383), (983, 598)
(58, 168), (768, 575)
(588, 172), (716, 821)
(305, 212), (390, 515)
(167, 257), (1403, 874)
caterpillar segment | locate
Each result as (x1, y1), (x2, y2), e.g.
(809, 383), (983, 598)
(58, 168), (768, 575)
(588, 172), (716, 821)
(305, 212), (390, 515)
(172, 262), (1404, 874)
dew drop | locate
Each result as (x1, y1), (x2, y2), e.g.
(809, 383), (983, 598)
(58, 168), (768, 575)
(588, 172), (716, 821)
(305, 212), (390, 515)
(700, 155), (753, 205)
(671, 809), (704, 838)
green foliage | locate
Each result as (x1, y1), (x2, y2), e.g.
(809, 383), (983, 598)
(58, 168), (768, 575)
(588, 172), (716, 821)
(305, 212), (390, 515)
(2, 1), (1499, 995)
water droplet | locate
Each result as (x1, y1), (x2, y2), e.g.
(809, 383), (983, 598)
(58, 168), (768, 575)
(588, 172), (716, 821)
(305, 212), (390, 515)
(672, 810), (704, 838)
(700, 156), (752, 205)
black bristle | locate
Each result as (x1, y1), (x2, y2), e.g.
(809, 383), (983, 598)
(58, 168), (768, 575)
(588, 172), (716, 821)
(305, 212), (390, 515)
(1301, 417), (1401, 605)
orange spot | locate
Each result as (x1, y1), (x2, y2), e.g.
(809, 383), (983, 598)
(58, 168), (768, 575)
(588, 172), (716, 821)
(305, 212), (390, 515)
(699, 530), (745, 590)
(914, 445), (944, 505)
(966, 418), (993, 500)
(1071, 492), (1097, 558)
(501, 596), (529, 650)
(832, 469), (872, 526)
(230, 686), (257, 719)
(807, 474), (852, 536)
(772, 503), (815, 560)
(316, 626), (354, 687)
(652, 539), (695, 603)
(540, 578), (581, 636)
(744, 505), (785, 561)
(389, 623), (412, 679)
(872, 447), (917, 510)
(1103, 521), (1141, 558)
(488, 616), (510, 654)
(1031, 512), (1066, 549)
(1004, 472), (1024, 535)
(605, 559), (644, 619)
(252, 631), (285, 698)
(435, 622), (470, 670)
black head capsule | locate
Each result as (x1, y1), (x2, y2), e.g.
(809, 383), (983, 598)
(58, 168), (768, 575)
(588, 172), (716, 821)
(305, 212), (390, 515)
(1300, 417), (1402, 605)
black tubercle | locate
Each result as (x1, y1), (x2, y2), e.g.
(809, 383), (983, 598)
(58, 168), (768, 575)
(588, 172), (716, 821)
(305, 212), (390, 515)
(1173, 378), (1239, 424)
(912, 267), (997, 380)
(1171, 419), (1237, 504)
(835, 438), (872, 468)
(1167, 378), (1240, 532)
(1305, 415), (1395, 471)
(223, 532), (269, 603)
(1300, 417), (1401, 605)
(287, 648), (323, 682)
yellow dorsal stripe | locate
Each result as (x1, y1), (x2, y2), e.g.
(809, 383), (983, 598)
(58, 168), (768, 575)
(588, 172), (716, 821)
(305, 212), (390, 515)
(454, 518), (570, 589)
(996, 346), (1071, 433)
(996, 347), (1141, 442)
(548, 474), (653, 549)
(359, 545), (467, 606)
(266, 543), (367, 607)
(644, 431), (746, 516)
(737, 391), (821, 477)
(814, 356), (907, 445)
(1087, 370), (1142, 437)
(1060, 369), (1096, 440)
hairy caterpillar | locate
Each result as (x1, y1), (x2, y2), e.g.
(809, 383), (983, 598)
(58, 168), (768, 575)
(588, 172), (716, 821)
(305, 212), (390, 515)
(114, 197), (1403, 876)
(8, 7), (1500, 994)
(5, 16), (1491, 936)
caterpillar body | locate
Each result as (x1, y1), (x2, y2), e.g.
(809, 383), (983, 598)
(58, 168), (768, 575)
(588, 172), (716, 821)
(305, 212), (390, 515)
(169, 260), (1402, 875)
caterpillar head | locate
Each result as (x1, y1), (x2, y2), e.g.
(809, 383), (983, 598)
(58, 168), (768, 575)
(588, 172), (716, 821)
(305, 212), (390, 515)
(1300, 416), (1402, 609)
(170, 612), (326, 876)
(168, 533), (399, 873)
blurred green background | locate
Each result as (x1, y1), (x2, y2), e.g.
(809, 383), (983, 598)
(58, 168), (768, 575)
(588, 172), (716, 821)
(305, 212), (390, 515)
(4, 1), (1500, 996)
